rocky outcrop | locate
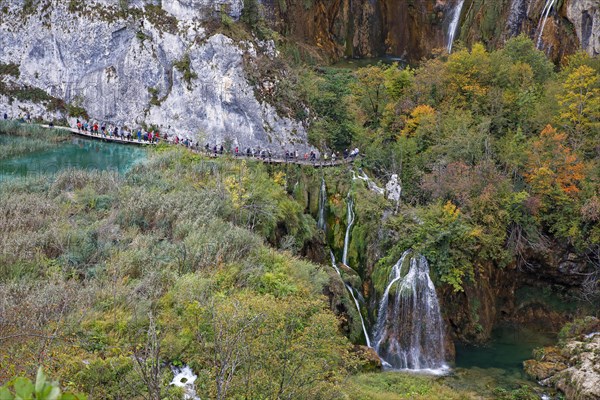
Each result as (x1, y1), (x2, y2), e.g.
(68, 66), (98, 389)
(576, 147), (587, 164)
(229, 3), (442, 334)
(0, 0), (311, 151)
(353, 345), (382, 372)
(525, 317), (600, 400)
(567, 0), (600, 56)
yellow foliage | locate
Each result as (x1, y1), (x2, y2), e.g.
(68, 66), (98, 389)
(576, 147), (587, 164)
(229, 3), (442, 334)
(273, 171), (286, 187)
(401, 104), (435, 137)
(442, 201), (460, 222)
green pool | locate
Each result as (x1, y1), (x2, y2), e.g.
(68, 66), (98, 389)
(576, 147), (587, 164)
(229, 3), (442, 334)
(0, 133), (147, 178)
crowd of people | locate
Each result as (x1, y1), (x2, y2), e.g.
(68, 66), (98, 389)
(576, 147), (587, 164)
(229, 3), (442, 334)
(72, 119), (361, 164)
(3, 113), (360, 165)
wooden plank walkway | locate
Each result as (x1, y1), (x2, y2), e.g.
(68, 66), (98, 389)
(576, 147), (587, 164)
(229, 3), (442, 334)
(40, 124), (356, 168)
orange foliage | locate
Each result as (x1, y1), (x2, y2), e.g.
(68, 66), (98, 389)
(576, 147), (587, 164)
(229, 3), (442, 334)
(525, 125), (585, 196)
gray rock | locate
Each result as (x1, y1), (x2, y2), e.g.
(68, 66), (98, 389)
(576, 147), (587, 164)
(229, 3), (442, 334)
(0, 1), (311, 152)
(567, 0), (600, 56)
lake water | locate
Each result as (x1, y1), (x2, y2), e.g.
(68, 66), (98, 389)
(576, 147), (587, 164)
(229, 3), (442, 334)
(0, 133), (147, 179)
(445, 323), (559, 397)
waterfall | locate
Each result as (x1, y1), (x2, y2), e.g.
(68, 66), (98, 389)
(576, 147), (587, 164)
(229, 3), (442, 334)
(536, 0), (556, 49)
(342, 194), (355, 266)
(353, 169), (385, 195)
(373, 250), (448, 372)
(447, 0), (465, 53)
(330, 251), (371, 347)
(506, 0), (528, 37)
(170, 365), (201, 400)
(317, 177), (327, 231)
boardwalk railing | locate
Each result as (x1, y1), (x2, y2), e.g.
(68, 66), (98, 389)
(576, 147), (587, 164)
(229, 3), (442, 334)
(39, 124), (357, 167)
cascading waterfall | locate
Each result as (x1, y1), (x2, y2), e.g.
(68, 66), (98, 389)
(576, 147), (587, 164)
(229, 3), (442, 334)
(373, 250), (447, 372)
(317, 177), (327, 231)
(330, 251), (371, 347)
(353, 169), (385, 195)
(447, 0), (465, 53)
(342, 194), (355, 266)
(170, 365), (201, 400)
(536, 0), (556, 49)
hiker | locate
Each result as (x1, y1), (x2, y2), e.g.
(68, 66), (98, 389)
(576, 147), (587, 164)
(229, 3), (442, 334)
(148, 131), (153, 143)
(137, 129), (141, 141)
(235, 146), (239, 156)
(3, 112), (7, 120)
(213, 145), (217, 156)
(246, 148), (251, 157)
(205, 143), (210, 154)
(331, 152), (336, 164)
(343, 149), (349, 159)
(219, 145), (224, 155)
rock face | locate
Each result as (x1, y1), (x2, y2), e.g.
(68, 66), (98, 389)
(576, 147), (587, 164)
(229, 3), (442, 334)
(525, 317), (600, 400)
(567, 0), (600, 56)
(263, 0), (598, 63)
(0, 0), (310, 151)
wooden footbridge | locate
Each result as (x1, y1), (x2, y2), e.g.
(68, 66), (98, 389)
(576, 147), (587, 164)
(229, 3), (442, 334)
(41, 124), (356, 168)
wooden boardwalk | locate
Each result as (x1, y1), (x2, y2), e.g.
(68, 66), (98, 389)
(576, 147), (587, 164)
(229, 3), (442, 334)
(42, 124), (355, 168)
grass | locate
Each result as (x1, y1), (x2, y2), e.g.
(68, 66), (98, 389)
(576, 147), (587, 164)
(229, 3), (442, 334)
(0, 137), (64, 159)
(345, 372), (476, 400)
(0, 120), (71, 141)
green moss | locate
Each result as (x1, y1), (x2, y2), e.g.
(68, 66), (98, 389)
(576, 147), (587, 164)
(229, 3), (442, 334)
(173, 53), (197, 90)
(144, 4), (178, 34)
(0, 62), (20, 78)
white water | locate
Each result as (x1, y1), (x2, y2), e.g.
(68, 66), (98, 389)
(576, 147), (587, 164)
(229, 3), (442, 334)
(317, 177), (327, 231)
(506, 0), (527, 37)
(536, 0), (556, 49)
(373, 251), (448, 372)
(342, 195), (355, 266)
(170, 366), (201, 400)
(330, 251), (372, 347)
(353, 169), (385, 195)
(447, 0), (465, 53)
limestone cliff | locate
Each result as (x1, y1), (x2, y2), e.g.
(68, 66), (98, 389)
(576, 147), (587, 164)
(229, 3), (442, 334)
(0, 0), (310, 151)
(263, 0), (598, 63)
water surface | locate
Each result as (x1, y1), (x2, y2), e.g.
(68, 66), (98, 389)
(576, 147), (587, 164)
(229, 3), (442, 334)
(0, 134), (146, 179)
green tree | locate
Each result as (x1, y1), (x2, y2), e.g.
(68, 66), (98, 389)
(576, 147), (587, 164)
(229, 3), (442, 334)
(557, 65), (600, 156)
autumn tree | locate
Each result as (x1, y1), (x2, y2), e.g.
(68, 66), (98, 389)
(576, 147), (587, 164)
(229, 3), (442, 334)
(351, 65), (387, 127)
(525, 125), (585, 197)
(557, 64), (600, 157)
